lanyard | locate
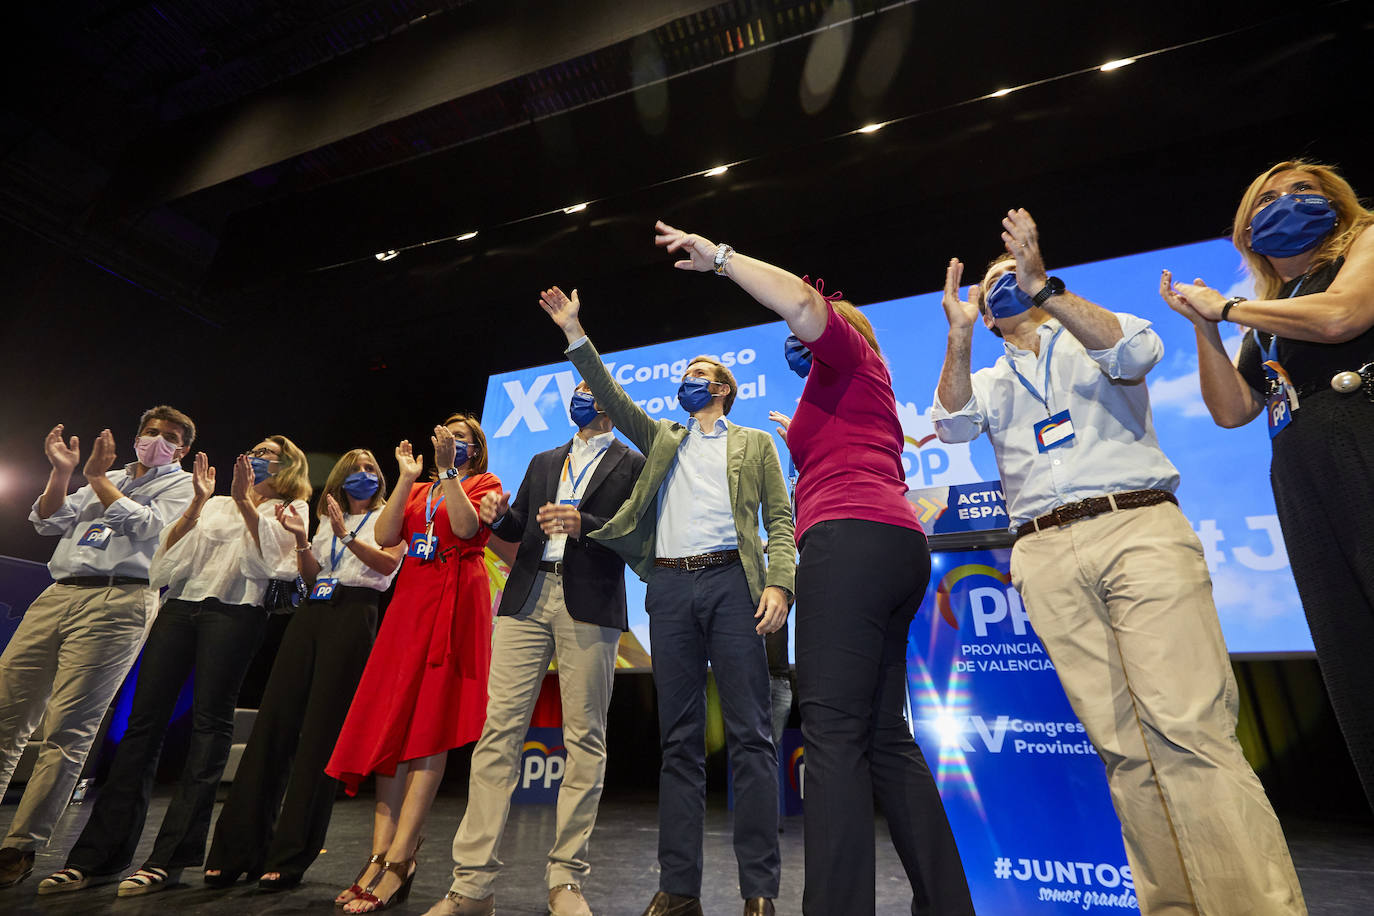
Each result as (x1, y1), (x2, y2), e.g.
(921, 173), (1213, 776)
(1008, 327), (1065, 415)
(562, 445), (609, 499)
(330, 509), (375, 571)
(425, 481), (447, 530)
(1255, 273), (1312, 378)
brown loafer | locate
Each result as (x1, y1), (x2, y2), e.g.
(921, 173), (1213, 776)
(423, 890), (495, 916)
(549, 883), (593, 916)
(0, 847), (35, 889)
(640, 891), (704, 916)
(744, 898), (776, 916)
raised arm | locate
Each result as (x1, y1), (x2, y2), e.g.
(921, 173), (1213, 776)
(1160, 270), (1265, 428)
(36, 424), (80, 521)
(937, 259), (979, 413)
(652, 220), (828, 341)
(374, 440), (422, 549)
(540, 286), (659, 453)
(1002, 208), (1125, 350)
(433, 424), (480, 539)
(163, 451), (215, 550)
(1169, 226), (1374, 343)
(327, 494), (405, 576)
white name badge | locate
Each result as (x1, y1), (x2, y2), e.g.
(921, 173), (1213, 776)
(1034, 410), (1076, 453)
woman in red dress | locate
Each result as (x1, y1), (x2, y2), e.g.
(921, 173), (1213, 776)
(327, 413), (500, 913)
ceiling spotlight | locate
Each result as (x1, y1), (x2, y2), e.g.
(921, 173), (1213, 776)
(563, 203), (588, 214)
(1099, 57), (1136, 71)
(704, 165), (729, 177)
(374, 250), (399, 261)
(857, 122), (884, 134)
(455, 231), (478, 241)
(990, 88), (1014, 98)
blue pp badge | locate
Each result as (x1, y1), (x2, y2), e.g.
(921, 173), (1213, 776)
(408, 532), (438, 560)
(558, 498), (581, 507)
(310, 577), (339, 601)
(1033, 409), (1076, 452)
(78, 523), (114, 550)
(1266, 390), (1294, 438)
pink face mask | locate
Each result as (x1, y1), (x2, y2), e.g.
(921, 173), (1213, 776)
(134, 435), (180, 468)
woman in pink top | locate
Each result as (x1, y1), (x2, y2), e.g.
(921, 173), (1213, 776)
(656, 222), (973, 916)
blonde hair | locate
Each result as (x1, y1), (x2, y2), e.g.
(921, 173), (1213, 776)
(443, 412), (490, 474)
(318, 449), (387, 517)
(685, 356), (739, 414)
(830, 300), (882, 358)
(1233, 159), (1374, 300)
(265, 435), (312, 503)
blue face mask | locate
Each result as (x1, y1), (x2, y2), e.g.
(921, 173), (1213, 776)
(569, 391), (602, 428)
(986, 272), (1035, 319)
(249, 456), (273, 484)
(676, 377), (717, 413)
(1249, 193), (1338, 258)
(341, 471), (380, 501)
(784, 334), (812, 378)
(451, 439), (471, 468)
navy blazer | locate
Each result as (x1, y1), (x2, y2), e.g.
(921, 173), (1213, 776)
(490, 437), (644, 630)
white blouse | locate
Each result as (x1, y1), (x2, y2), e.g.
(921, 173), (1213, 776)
(306, 509), (400, 592)
(151, 494), (307, 607)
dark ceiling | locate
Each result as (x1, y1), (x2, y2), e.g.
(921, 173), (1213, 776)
(1, 0), (1369, 559)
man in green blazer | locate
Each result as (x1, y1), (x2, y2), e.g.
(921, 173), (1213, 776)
(540, 286), (795, 916)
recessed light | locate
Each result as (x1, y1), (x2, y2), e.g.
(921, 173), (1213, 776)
(563, 203), (588, 214)
(374, 250), (399, 261)
(704, 165), (729, 177)
(1100, 58), (1136, 71)
(990, 88), (1014, 98)
(455, 231), (477, 241)
(857, 122), (884, 134)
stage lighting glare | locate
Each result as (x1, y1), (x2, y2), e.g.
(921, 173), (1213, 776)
(1099, 57), (1136, 71)
(375, 250), (399, 261)
(455, 231), (478, 241)
(704, 165), (729, 177)
(933, 714), (963, 747)
(857, 122), (883, 134)
(563, 203), (588, 214)
(990, 88), (1013, 98)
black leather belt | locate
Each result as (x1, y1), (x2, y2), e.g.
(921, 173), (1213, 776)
(1016, 490), (1176, 540)
(538, 560), (565, 575)
(1289, 362), (1374, 400)
(57, 575), (149, 588)
(654, 549), (740, 571)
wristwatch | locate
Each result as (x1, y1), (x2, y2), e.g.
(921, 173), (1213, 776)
(442, 466), (460, 480)
(1221, 296), (1247, 322)
(340, 531), (355, 545)
(713, 244), (734, 276)
(1031, 276), (1065, 306)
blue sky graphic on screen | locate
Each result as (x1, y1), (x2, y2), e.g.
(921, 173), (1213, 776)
(483, 238), (1308, 660)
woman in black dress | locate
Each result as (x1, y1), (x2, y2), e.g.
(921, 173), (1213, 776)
(1160, 158), (1374, 810)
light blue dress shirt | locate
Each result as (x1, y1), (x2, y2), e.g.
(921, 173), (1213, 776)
(656, 416), (738, 558)
(931, 314), (1180, 527)
(30, 462), (195, 580)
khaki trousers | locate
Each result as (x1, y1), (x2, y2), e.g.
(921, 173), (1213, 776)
(449, 569), (619, 895)
(1010, 502), (1306, 916)
(0, 582), (157, 850)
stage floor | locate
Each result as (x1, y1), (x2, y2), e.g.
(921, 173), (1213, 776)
(3, 788), (1373, 914)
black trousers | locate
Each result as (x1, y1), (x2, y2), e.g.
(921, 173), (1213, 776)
(1271, 391), (1374, 811)
(794, 520), (974, 916)
(205, 589), (378, 879)
(66, 598), (268, 874)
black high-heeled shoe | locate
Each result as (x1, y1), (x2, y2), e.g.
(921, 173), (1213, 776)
(203, 867), (243, 889)
(258, 871), (302, 891)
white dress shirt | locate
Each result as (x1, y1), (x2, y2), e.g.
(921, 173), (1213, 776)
(655, 416), (738, 558)
(931, 314), (1180, 527)
(308, 510), (402, 591)
(30, 462), (194, 580)
(544, 430), (616, 562)
(151, 494), (307, 606)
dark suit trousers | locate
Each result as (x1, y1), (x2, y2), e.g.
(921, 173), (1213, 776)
(205, 590), (378, 879)
(66, 598), (268, 874)
(648, 561), (779, 899)
(794, 520), (973, 916)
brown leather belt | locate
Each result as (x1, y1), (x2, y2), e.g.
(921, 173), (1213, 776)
(1015, 489), (1176, 540)
(654, 549), (740, 571)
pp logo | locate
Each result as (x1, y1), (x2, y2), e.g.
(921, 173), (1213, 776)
(1270, 399), (1288, 425)
(512, 728), (567, 805)
(934, 564), (1026, 635)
